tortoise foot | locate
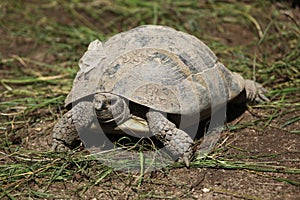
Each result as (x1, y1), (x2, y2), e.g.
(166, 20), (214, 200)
(146, 111), (194, 167)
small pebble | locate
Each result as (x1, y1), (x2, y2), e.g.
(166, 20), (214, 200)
(202, 188), (210, 193)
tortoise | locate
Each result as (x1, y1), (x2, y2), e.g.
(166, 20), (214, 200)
(52, 25), (268, 166)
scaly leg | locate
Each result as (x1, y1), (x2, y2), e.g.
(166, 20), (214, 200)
(146, 110), (194, 167)
(52, 93), (130, 151)
(52, 101), (94, 151)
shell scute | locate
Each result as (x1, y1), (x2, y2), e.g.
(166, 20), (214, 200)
(66, 25), (245, 114)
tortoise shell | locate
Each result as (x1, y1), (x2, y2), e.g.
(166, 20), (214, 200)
(65, 25), (244, 115)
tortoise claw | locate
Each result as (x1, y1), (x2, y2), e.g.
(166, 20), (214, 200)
(245, 79), (270, 103)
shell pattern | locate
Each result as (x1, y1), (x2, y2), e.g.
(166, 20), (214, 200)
(66, 25), (245, 115)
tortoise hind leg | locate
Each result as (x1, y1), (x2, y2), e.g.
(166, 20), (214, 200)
(52, 101), (94, 151)
(244, 79), (269, 103)
(146, 110), (194, 167)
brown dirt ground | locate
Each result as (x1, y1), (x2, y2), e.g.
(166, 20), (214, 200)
(0, 1), (299, 200)
(21, 111), (299, 200)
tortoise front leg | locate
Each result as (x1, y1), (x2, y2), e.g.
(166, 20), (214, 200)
(52, 93), (130, 151)
(146, 110), (194, 167)
(52, 101), (94, 151)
